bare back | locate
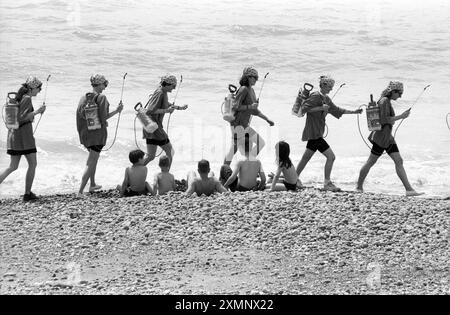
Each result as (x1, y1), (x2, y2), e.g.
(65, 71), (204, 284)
(127, 165), (148, 192)
(238, 159), (262, 189)
(281, 165), (298, 185)
(156, 172), (175, 195)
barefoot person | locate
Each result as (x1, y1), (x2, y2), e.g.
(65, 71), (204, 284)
(0, 76), (46, 201)
(295, 75), (362, 191)
(142, 75), (178, 168)
(356, 81), (423, 196)
(224, 66), (274, 165)
(76, 74), (123, 196)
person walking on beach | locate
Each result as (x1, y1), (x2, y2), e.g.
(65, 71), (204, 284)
(0, 76), (46, 201)
(295, 75), (362, 191)
(224, 66), (275, 165)
(142, 75), (178, 168)
(356, 81), (423, 196)
(76, 74), (123, 196)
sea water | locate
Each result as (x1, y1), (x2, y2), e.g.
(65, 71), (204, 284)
(0, 0), (449, 198)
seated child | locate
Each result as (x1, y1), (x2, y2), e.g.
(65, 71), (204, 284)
(117, 149), (152, 197)
(269, 141), (299, 192)
(186, 160), (227, 196)
(219, 164), (238, 192)
(223, 134), (266, 191)
(153, 155), (176, 195)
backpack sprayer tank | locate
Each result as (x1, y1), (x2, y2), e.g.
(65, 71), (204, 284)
(4, 92), (19, 130)
(84, 92), (102, 130)
(366, 94), (382, 131)
(292, 83), (314, 117)
(222, 84), (238, 122)
(134, 102), (158, 133)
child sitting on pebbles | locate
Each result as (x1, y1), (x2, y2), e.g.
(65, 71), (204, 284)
(186, 160), (227, 196)
(223, 134), (266, 191)
(268, 141), (300, 191)
(117, 150), (153, 197)
(152, 155), (176, 195)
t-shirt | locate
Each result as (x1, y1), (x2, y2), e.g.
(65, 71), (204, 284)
(7, 96), (36, 152)
(368, 97), (396, 148)
(143, 88), (169, 141)
(301, 91), (345, 141)
(230, 86), (259, 129)
(76, 92), (109, 147)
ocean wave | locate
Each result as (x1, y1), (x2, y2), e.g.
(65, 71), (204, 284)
(229, 24), (350, 38)
(72, 29), (106, 41)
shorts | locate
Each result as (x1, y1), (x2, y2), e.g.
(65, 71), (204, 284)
(87, 145), (104, 153)
(236, 181), (261, 192)
(306, 138), (330, 153)
(371, 142), (399, 156)
(283, 180), (297, 191)
(7, 148), (37, 156)
(123, 188), (148, 197)
(236, 184), (252, 192)
(146, 138), (170, 146)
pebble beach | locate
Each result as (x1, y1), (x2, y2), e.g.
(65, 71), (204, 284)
(1, 188), (448, 295)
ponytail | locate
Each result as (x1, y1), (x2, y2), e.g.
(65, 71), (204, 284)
(239, 75), (250, 87)
(15, 84), (30, 102)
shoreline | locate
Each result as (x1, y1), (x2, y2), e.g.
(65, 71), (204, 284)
(1, 188), (448, 295)
(1, 184), (449, 202)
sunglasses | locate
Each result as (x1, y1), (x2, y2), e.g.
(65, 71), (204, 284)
(249, 76), (259, 81)
(394, 90), (403, 96)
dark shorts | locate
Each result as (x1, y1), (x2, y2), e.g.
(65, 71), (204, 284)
(306, 138), (330, 153)
(123, 188), (148, 197)
(283, 180), (297, 191)
(146, 138), (170, 146)
(87, 145), (104, 153)
(236, 181), (262, 192)
(371, 142), (399, 156)
(7, 148), (37, 156)
(236, 184), (252, 192)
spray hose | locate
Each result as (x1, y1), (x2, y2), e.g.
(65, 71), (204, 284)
(134, 75), (184, 157)
(446, 113), (450, 130)
(392, 85), (431, 139)
(33, 74), (51, 135)
(249, 72), (269, 125)
(323, 83), (346, 139)
(356, 85), (431, 154)
(102, 72), (127, 152)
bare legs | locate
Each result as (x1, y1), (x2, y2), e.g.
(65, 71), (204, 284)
(356, 153), (379, 190)
(296, 148), (336, 184)
(0, 154), (37, 195)
(357, 152), (416, 193)
(24, 153), (37, 194)
(390, 152), (415, 191)
(224, 127), (265, 165)
(144, 143), (174, 168)
(322, 148), (336, 184)
(0, 155), (21, 185)
(78, 149), (100, 194)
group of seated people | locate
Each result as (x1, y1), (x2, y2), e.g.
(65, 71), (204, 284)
(118, 136), (298, 197)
